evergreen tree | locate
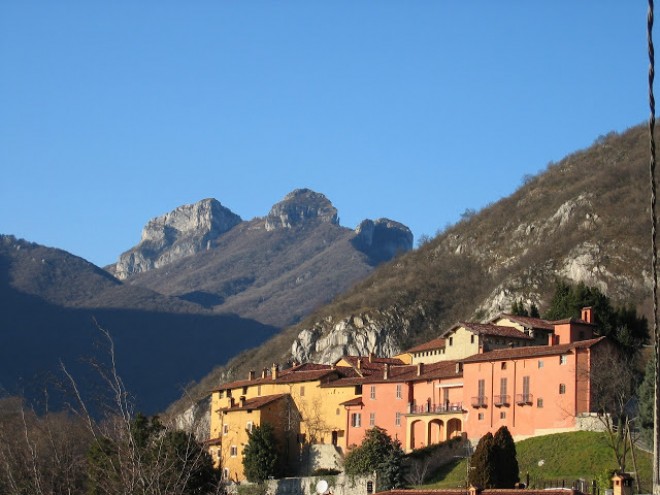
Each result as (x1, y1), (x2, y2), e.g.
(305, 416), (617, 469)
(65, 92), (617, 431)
(638, 355), (655, 446)
(468, 432), (496, 488)
(378, 439), (406, 490)
(510, 300), (528, 317)
(492, 426), (519, 488)
(529, 303), (540, 318)
(242, 423), (280, 483)
(543, 281), (648, 356)
(344, 427), (405, 490)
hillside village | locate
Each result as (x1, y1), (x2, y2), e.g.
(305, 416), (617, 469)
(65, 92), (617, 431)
(209, 306), (611, 482)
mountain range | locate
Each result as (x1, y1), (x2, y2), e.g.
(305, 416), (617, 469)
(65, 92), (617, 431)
(0, 189), (412, 413)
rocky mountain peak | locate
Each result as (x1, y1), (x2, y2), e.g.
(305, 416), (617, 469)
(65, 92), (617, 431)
(353, 218), (413, 264)
(111, 198), (242, 279)
(265, 189), (339, 231)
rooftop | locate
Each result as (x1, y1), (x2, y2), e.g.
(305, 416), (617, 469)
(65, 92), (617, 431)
(461, 337), (607, 363)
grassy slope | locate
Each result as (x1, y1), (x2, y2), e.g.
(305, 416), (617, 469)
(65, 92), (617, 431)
(422, 431), (652, 492)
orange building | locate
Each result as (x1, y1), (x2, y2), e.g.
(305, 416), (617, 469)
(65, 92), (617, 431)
(461, 336), (608, 439)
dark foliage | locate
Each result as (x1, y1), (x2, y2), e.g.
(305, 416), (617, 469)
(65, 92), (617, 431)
(242, 423), (280, 483)
(543, 281), (649, 357)
(344, 427), (406, 490)
(492, 426), (520, 488)
(468, 432), (496, 488)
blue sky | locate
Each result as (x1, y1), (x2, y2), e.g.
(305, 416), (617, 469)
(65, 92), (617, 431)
(0, 2), (650, 267)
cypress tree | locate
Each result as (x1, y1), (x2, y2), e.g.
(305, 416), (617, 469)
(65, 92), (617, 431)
(468, 432), (496, 488)
(492, 426), (519, 488)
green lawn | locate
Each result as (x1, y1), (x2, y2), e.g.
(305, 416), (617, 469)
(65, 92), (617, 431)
(419, 431), (652, 493)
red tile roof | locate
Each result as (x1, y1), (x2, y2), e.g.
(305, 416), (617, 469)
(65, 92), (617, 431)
(406, 337), (447, 354)
(362, 361), (463, 383)
(211, 364), (338, 391)
(379, 490), (586, 495)
(340, 397), (364, 407)
(461, 337), (607, 363)
(451, 322), (535, 340)
(221, 393), (289, 412)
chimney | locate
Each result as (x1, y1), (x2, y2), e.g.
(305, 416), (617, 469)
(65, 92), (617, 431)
(262, 368), (268, 379)
(417, 362), (424, 376)
(228, 397), (235, 408)
(240, 396), (246, 407)
(369, 352), (375, 363)
(271, 363), (278, 380)
(548, 334), (557, 346)
(384, 363), (389, 379)
(456, 362), (463, 374)
(581, 306), (594, 324)
(357, 358), (362, 370)
(248, 370), (255, 381)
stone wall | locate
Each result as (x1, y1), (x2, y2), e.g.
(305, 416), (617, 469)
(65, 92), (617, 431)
(263, 474), (377, 495)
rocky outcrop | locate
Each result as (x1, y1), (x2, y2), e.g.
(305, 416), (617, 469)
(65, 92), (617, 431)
(353, 218), (413, 264)
(291, 310), (411, 364)
(111, 199), (241, 279)
(265, 189), (339, 231)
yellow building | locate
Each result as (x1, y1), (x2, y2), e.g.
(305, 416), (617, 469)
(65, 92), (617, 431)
(208, 362), (369, 480)
(439, 322), (535, 360)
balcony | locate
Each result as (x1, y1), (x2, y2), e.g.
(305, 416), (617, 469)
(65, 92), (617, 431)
(515, 393), (533, 405)
(471, 396), (488, 408)
(493, 395), (511, 407)
(407, 402), (463, 414)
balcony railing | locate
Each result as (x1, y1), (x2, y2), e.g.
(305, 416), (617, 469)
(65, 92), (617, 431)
(494, 395), (511, 407)
(471, 396), (488, 408)
(407, 402), (463, 414)
(516, 393), (533, 405)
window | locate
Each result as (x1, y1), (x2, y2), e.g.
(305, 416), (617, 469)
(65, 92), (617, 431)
(223, 468), (230, 480)
(537, 398), (544, 408)
(449, 337), (453, 346)
(538, 360), (544, 368)
(478, 379), (486, 399)
(560, 355), (568, 365)
(219, 391), (224, 398)
(230, 445), (238, 457)
(395, 412), (402, 426)
(559, 383), (566, 394)
(300, 386), (305, 397)
(500, 377), (507, 396)
(501, 362), (507, 370)
(336, 408), (340, 415)
(478, 413), (484, 420)
(396, 384), (402, 399)
(246, 421), (253, 433)
(242, 386), (248, 395)
(367, 481), (374, 494)
(351, 413), (362, 428)
(471, 334), (475, 344)
(370, 385), (376, 400)
(523, 376), (530, 397)
(500, 411), (506, 419)
(223, 424), (229, 435)
(369, 412), (376, 426)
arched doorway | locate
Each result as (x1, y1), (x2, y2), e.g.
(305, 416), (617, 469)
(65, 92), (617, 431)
(447, 418), (462, 439)
(428, 419), (445, 444)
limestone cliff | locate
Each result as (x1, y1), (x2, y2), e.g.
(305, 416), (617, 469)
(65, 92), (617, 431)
(264, 189), (339, 230)
(110, 199), (242, 279)
(353, 218), (413, 264)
